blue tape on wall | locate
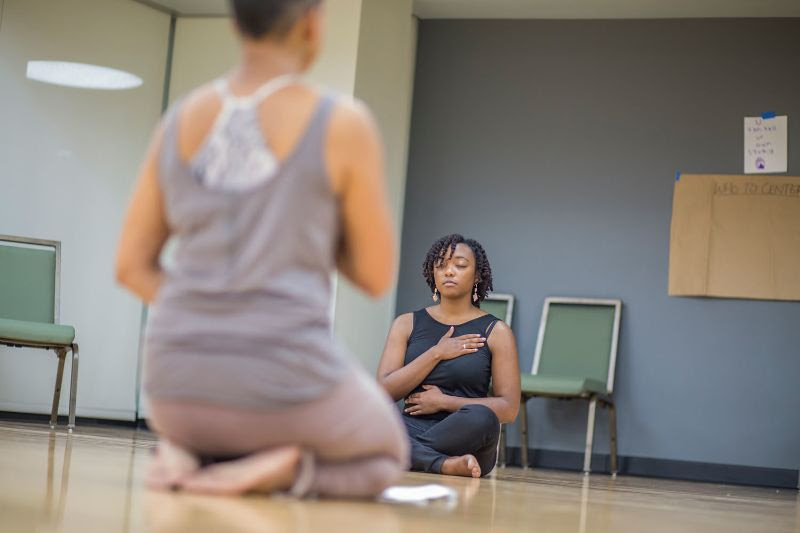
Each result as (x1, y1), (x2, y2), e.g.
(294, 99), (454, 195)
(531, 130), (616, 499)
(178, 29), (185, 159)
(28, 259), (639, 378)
(676, 171), (681, 182)
(762, 111), (776, 119)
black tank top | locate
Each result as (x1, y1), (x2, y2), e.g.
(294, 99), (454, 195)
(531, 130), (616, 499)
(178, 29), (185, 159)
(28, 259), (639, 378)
(403, 308), (499, 421)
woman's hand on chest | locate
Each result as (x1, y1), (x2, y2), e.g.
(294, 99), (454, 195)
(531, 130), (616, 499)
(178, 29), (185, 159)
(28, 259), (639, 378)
(432, 326), (486, 361)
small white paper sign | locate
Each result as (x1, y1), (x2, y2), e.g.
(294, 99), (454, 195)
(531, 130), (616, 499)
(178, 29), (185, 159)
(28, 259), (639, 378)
(744, 115), (788, 174)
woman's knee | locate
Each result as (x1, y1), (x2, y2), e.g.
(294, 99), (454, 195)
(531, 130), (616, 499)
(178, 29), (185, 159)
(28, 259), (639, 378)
(458, 404), (500, 437)
(477, 453), (498, 477)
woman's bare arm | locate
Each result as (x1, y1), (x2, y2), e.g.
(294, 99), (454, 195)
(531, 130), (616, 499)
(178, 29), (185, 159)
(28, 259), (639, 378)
(327, 99), (395, 298)
(115, 123), (169, 303)
(376, 314), (441, 401)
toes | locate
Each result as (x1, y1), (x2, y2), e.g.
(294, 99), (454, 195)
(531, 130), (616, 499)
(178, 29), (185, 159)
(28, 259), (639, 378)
(146, 462), (181, 491)
(147, 440), (201, 491)
(467, 456), (481, 478)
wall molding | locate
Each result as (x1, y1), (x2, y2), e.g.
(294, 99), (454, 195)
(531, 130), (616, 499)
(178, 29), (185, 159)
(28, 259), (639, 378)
(0, 403), (135, 422)
(504, 447), (799, 490)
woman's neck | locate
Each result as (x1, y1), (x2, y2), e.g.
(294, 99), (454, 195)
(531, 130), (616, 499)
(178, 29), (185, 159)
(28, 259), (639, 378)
(436, 297), (480, 321)
(231, 41), (304, 91)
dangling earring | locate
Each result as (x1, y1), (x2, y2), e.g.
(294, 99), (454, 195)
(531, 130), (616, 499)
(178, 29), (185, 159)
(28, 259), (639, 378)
(473, 284), (479, 303)
(432, 288), (439, 302)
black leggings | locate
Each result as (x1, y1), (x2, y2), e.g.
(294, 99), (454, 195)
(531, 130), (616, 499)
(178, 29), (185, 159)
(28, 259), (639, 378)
(402, 404), (500, 476)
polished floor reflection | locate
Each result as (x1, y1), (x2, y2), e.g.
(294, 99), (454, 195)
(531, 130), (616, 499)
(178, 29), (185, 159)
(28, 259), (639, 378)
(0, 421), (797, 533)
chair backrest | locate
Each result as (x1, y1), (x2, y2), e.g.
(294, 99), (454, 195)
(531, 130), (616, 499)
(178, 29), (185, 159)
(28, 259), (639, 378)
(482, 294), (514, 473)
(0, 235), (60, 324)
(481, 293), (515, 328)
(532, 297), (621, 394)
(483, 294), (516, 404)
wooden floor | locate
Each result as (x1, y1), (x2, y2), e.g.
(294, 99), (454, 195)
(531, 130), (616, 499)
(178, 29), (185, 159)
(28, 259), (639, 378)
(0, 421), (797, 533)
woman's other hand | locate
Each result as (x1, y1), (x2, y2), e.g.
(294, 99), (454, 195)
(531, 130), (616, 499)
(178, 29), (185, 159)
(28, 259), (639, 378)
(405, 385), (447, 416)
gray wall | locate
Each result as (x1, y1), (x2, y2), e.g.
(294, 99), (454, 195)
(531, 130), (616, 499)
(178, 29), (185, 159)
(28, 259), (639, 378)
(397, 18), (800, 470)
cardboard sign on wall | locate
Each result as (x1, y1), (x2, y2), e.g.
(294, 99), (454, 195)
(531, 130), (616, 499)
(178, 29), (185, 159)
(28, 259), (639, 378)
(669, 174), (800, 301)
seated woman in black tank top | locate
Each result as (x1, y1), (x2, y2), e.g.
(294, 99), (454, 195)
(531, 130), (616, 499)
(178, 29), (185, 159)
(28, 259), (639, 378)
(377, 234), (520, 478)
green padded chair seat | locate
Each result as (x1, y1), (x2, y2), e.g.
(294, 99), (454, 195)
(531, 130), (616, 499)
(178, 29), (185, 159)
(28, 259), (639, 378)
(520, 374), (607, 397)
(0, 317), (75, 346)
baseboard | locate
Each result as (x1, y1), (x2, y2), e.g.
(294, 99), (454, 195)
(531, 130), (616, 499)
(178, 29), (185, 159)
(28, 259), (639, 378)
(0, 402), (135, 422)
(503, 446), (799, 490)
(0, 410), (148, 430)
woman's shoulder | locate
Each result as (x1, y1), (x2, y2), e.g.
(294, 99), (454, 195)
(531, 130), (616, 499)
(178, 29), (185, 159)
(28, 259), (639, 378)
(485, 316), (513, 342)
(486, 315), (510, 330)
(327, 93), (379, 141)
(174, 82), (223, 119)
(474, 311), (500, 333)
(167, 83), (225, 162)
(393, 308), (436, 332)
(393, 311), (415, 323)
(325, 90), (371, 114)
(396, 307), (432, 323)
(390, 312), (414, 334)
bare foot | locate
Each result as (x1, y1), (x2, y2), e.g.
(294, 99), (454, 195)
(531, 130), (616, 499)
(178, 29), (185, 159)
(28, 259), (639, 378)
(441, 454), (481, 478)
(180, 446), (301, 496)
(147, 439), (201, 491)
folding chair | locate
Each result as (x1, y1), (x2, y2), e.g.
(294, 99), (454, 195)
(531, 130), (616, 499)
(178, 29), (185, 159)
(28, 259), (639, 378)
(0, 235), (79, 430)
(519, 297), (621, 474)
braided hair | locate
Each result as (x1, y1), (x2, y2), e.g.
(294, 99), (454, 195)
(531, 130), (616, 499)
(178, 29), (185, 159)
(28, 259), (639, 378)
(422, 234), (493, 307)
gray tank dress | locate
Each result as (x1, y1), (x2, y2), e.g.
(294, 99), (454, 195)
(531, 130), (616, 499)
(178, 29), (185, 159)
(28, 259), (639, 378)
(144, 77), (350, 409)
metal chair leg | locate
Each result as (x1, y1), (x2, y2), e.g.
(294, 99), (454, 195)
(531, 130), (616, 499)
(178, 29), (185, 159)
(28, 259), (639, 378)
(498, 424), (507, 467)
(67, 343), (79, 431)
(608, 400), (618, 475)
(519, 396), (529, 468)
(50, 349), (66, 429)
(583, 396), (597, 474)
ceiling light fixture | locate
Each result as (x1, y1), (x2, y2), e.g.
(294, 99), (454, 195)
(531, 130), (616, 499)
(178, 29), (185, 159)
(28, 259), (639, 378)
(26, 60), (143, 90)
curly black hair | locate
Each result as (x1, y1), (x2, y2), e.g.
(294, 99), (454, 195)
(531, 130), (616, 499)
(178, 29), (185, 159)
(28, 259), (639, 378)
(422, 234), (494, 307)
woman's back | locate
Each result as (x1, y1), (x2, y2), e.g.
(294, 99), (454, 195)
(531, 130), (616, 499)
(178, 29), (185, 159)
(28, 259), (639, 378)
(144, 79), (349, 407)
(158, 80), (337, 305)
